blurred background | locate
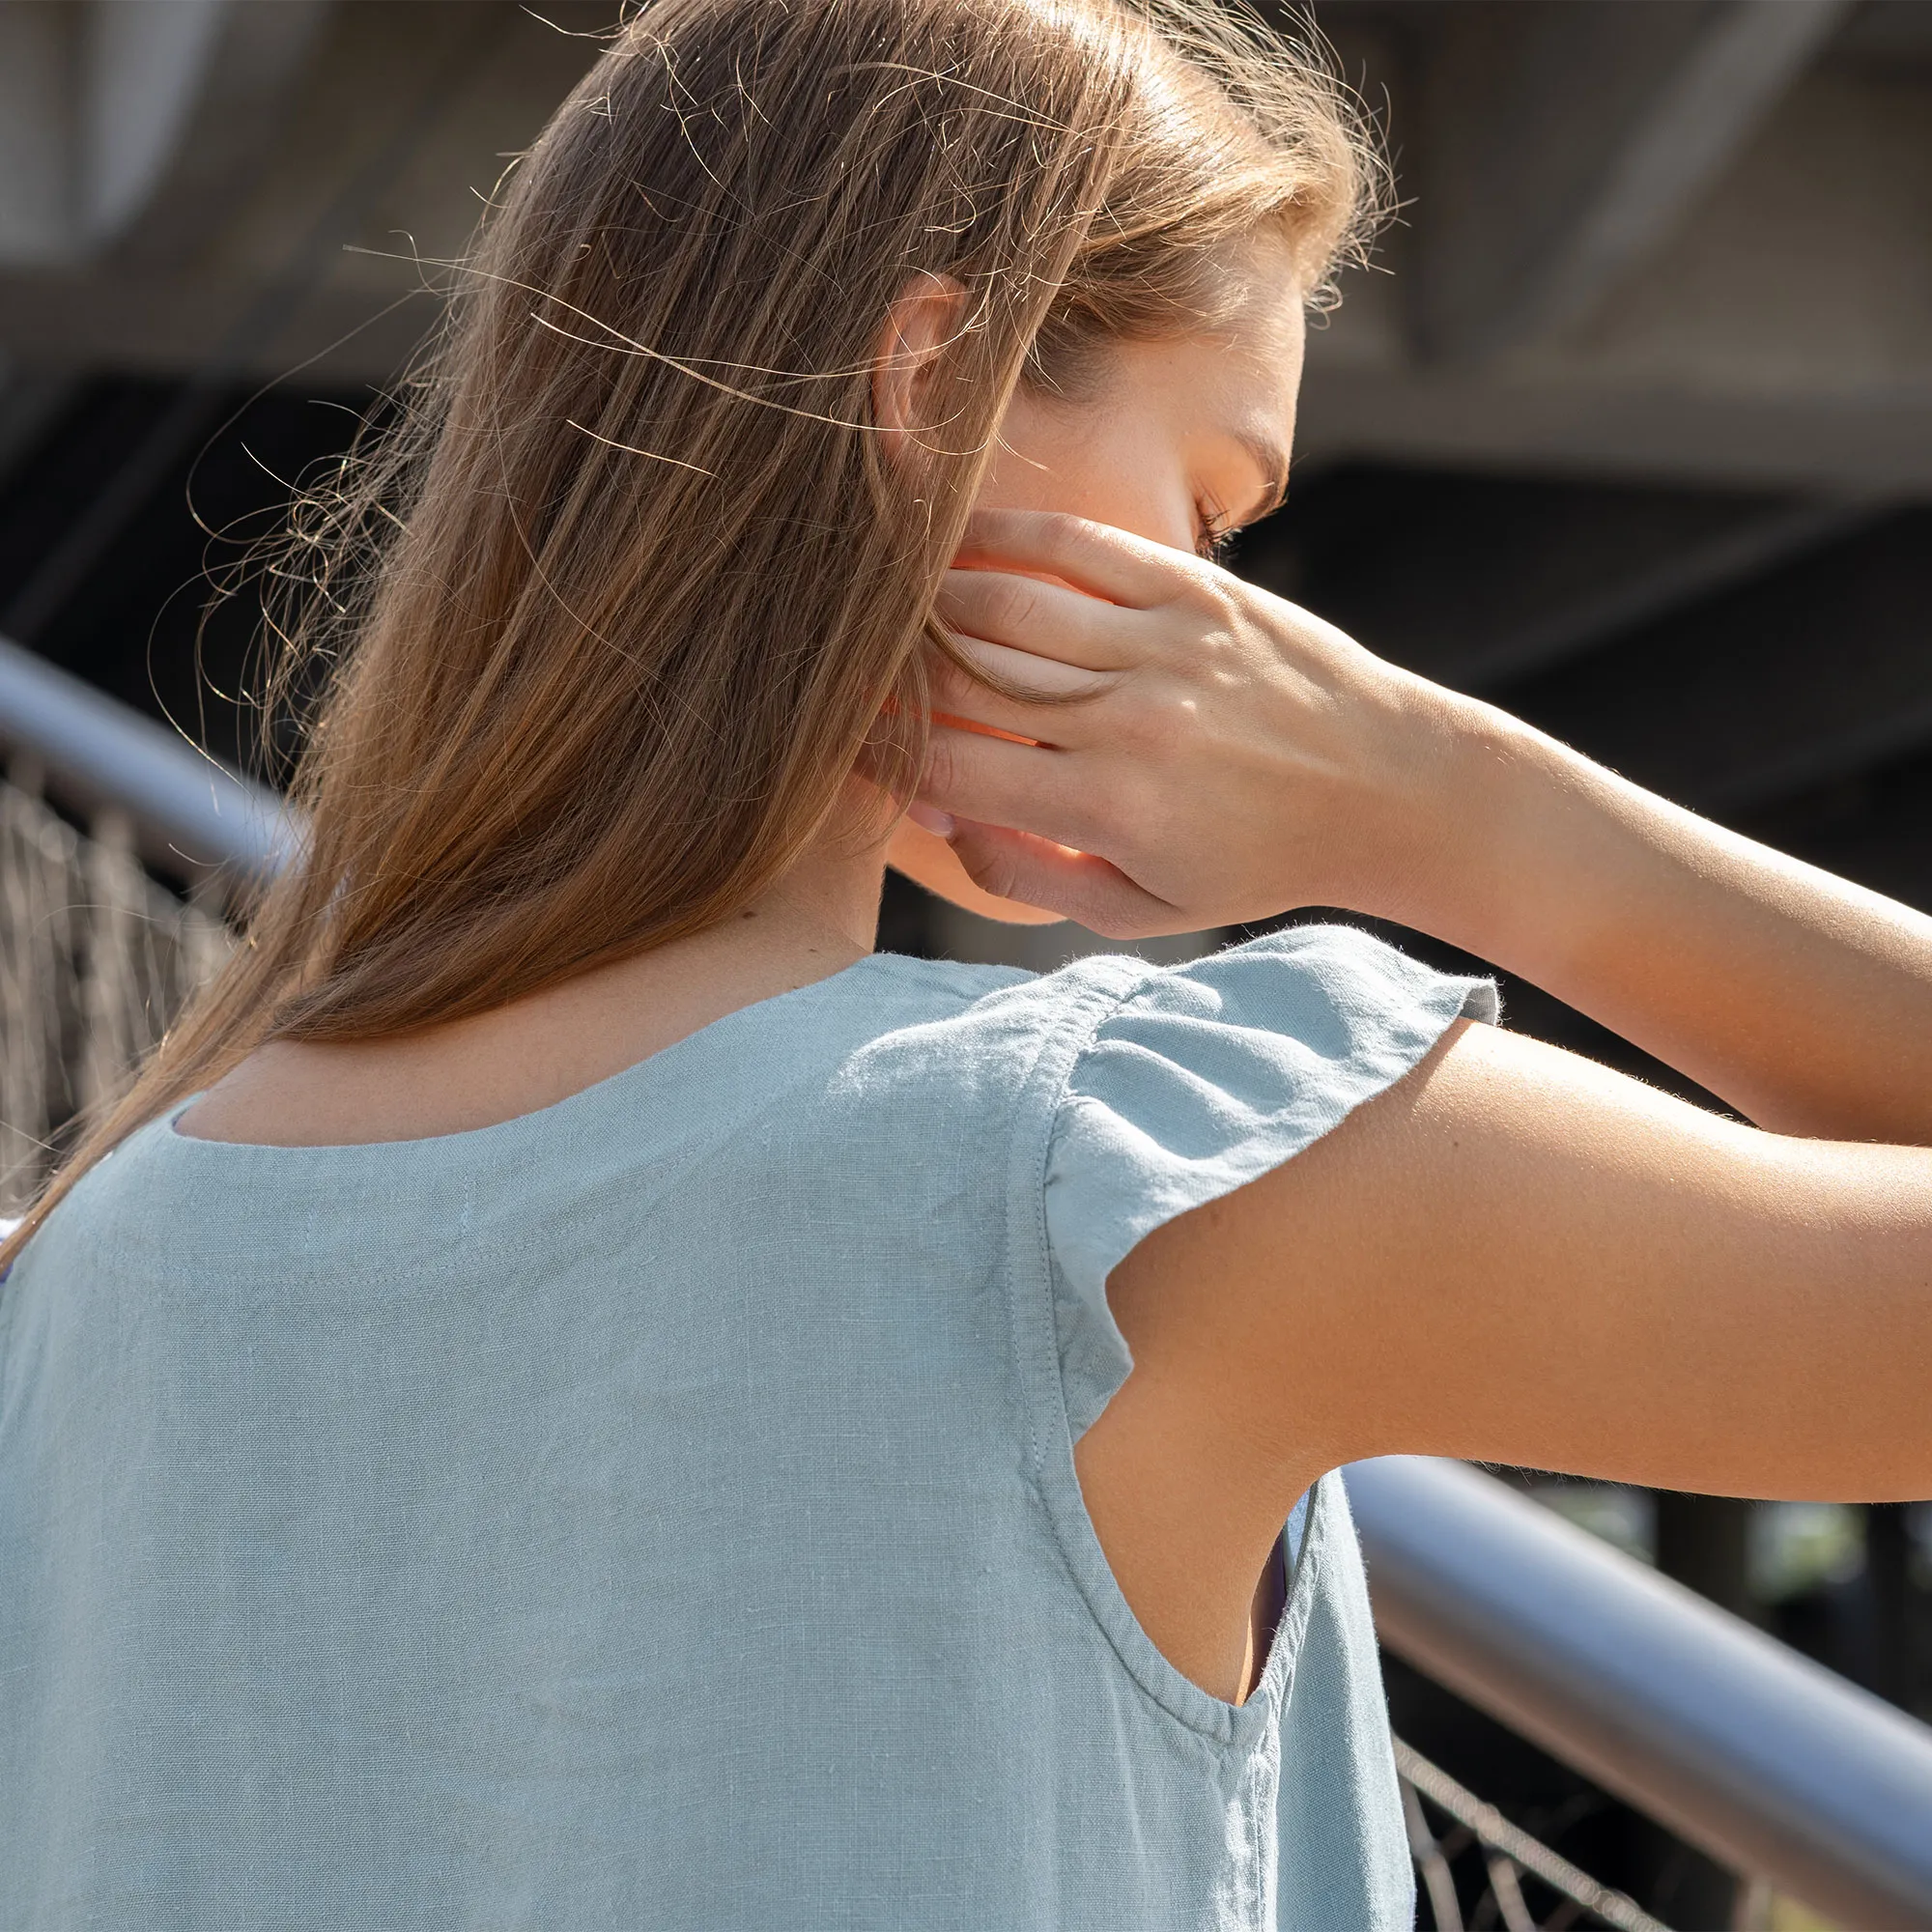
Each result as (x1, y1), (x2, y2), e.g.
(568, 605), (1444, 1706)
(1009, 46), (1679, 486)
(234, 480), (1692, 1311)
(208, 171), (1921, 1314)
(1, 2), (1928, 1924)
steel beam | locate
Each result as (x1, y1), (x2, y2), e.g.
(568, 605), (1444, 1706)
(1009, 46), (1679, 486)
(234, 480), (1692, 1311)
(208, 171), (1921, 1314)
(1418, 0), (1852, 361)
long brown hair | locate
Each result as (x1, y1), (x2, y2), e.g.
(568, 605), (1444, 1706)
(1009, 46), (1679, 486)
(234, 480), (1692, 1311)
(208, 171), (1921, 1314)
(3, 0), (1377, 1270)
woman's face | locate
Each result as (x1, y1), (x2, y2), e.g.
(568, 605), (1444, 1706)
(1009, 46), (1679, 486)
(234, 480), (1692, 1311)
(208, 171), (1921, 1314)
(975, 240), (1307, 562)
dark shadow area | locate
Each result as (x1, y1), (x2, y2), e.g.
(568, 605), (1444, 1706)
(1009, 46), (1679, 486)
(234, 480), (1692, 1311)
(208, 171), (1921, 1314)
(0, 374), (378, 782)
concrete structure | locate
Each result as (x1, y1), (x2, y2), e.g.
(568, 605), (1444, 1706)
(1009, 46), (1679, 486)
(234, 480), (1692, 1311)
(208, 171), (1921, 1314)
(1308, 0), (1932, 493)
(0, 0), (1927, 490)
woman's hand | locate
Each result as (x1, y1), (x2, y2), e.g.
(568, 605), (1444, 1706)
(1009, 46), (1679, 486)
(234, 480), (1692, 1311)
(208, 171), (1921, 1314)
(917, 508), (1475, 938)
(923, 505), (1932, 1146)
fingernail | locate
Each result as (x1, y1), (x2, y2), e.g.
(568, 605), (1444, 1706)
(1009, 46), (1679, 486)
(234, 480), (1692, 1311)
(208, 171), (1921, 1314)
(907, 803), (955, 838)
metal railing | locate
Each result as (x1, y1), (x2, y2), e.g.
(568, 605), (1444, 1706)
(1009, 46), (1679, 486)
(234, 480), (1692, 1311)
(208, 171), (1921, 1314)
(0, 778), (235, 1208)
(0, 636), (290, 1208)
(0, 635), (295, 893)
(7, 631), (1932, 1928)
(1352, 1456), (1932, 1929)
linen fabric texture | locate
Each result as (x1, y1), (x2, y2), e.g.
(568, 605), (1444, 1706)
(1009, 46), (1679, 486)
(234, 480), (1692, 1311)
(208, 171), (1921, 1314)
(0, 924), (1495, 1929)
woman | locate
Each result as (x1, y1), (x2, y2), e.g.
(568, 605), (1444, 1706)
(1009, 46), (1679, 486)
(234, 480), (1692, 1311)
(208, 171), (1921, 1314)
(3, 0), (1928, 1925)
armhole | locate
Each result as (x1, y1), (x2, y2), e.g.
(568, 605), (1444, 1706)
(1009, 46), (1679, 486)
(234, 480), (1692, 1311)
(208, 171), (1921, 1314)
(991, 959), (1301, 1746)
(995, 936), (1494, 1746)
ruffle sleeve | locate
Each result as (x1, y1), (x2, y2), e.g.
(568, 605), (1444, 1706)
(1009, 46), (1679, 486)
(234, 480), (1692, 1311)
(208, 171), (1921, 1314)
(1043, 924), (1499, 1440)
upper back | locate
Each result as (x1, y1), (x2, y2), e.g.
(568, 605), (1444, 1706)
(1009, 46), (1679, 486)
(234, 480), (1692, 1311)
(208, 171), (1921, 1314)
(0, 931), (1490, 1930)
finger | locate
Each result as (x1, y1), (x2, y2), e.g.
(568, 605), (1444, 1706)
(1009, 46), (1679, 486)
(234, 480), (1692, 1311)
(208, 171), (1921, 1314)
(944, 820), (1181, 940)
(926, 651), (1107, 750)
(885, 815), (1068, 926)
(937, 566), (1143, 672)
(943, 634), (1106, 699)
(956, 507), (1194, 610)
(920, 722), (1105, 852)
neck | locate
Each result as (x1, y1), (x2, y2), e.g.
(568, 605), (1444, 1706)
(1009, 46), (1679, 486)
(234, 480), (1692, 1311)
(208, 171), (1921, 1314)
(174, 821), (892, 1148)
(747, 832), (891, 966)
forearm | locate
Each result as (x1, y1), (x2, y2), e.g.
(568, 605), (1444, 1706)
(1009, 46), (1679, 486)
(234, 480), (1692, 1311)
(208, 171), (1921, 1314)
(1386, 697), (1932, 1143)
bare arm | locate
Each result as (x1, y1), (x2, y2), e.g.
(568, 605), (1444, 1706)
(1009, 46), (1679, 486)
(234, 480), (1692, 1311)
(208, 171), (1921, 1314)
(1077, 1016), (1932, 1697)
(913, 509), (1932, 1700)
(1387, 714), (1932, 1143)
(912, 512), (1932, 1490)
(1114, 1018), (1932, 1504)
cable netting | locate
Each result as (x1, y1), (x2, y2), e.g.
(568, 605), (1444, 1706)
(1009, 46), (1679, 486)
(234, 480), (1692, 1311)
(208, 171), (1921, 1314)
(0, 771), (231, 1215)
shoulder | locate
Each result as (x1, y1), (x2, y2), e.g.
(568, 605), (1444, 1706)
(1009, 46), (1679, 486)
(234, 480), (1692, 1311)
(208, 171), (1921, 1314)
(873, 918), (1496, 1054)
(1066, 922), (1497, 1054)
(855, 923), (1498, 1210)
(1043, 923), (1498, 1224)
(1007, 924), (1497, 1439)
(838, 945), (1124, 1083)
(0, 1105), (184, 1327)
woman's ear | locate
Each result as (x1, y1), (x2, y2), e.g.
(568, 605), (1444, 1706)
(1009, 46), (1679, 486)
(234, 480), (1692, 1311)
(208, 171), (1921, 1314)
(871, 271), (967, 465)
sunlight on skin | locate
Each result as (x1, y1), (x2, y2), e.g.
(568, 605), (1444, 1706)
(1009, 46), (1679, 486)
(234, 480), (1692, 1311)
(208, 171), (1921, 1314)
(168, 232), (1932, 1721)
(173, 269), (1321, 1152)
(878, 236), (1307, 928)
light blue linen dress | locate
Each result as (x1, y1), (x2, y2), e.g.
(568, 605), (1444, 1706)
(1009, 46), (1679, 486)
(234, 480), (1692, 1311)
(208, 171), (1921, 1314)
(0, 923), (1494, 1929)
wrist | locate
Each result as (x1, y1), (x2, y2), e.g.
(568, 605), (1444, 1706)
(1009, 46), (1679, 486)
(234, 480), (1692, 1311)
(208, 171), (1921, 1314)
(1329, 676), (1520, 942)
(1369, 688), (1633, 979)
